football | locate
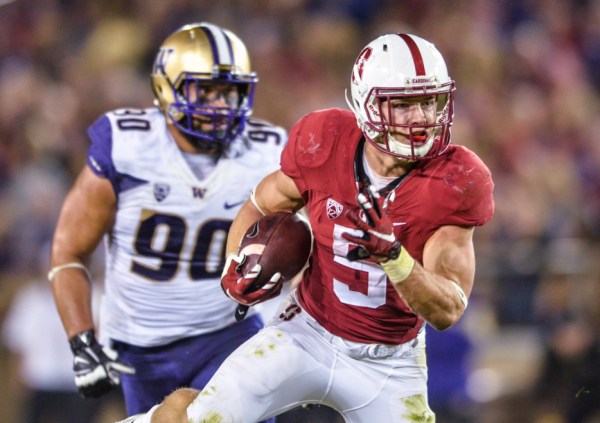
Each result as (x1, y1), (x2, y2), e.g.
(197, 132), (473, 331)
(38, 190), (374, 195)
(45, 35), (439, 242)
(238, 211), (312, 290)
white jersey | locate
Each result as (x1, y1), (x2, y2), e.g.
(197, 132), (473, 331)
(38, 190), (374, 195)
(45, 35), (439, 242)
(86, 107), (286, 347)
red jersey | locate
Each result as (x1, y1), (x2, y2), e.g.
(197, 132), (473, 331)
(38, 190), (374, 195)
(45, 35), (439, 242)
(281, 108), (494, 344)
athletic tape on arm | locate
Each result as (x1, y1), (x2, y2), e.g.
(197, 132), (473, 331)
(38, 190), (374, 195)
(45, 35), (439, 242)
(47, 262), (90, 283)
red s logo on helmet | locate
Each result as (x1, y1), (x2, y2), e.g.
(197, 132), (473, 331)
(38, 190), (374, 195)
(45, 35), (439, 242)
(352, 47), (372, 83)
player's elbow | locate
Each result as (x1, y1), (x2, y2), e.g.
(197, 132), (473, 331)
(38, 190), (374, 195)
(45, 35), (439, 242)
(426, 309), (463, 331)
(428, 319), (454, 332)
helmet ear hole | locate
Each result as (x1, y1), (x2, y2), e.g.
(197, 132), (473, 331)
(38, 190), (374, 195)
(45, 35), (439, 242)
(357, 83), (368, 96)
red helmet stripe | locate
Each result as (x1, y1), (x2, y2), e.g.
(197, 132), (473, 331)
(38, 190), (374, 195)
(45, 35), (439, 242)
(397, 34), (425, 75)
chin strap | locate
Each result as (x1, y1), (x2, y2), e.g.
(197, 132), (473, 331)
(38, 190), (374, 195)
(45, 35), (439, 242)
(182, 131), (228, 155)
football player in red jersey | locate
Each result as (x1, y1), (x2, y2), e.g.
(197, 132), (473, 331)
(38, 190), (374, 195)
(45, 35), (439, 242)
(118, 33), (494, 423)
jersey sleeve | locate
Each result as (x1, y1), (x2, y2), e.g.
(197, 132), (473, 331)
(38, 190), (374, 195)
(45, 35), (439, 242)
(280, 114), (308, 195)
(444, 148), (495, 227)
(86, 114), (117, 182)
(281, 110), (346, 199)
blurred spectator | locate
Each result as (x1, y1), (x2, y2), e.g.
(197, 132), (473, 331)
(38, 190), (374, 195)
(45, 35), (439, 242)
(427, 322), (476, 423)
(1, 0), (600, 421)
(2, 242), (122, 423)
(532, 238), (600, 422)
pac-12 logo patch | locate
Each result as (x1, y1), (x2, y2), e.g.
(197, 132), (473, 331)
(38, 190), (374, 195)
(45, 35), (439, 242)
(326, 198), (343, 220)
(153, 183), (170, 202)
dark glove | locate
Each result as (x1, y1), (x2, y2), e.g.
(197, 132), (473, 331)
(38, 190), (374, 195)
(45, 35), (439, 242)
(220, 253), (285, 307)
(69, 329), (135, 398)
(342, 186), (401, 262)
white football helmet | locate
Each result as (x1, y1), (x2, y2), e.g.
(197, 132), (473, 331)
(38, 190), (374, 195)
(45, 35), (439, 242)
(346, 33), (455, 160)
(151, 23), (257, 148)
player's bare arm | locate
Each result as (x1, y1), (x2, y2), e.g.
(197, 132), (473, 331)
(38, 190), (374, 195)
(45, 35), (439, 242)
(225, 169), (304, 255)
(51, 166), (116, 338)
(344, 188), (476, 331)
(392, 224), (475, 331)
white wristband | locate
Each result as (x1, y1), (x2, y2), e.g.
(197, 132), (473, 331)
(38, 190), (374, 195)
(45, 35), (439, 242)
(47, 262), (90, 283)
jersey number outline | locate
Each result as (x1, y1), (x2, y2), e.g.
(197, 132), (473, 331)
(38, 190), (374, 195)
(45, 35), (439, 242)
(131, 210), (231, 282)
(332, 223), (388, 308)
(114, 108), (151, 131)
(247, 118), (282, 145)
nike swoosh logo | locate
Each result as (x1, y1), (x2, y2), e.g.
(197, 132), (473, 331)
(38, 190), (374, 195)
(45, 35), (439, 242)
(224, 200), (245, 210)
(235, 305), (249, 321)
(73, 357), (91, 365)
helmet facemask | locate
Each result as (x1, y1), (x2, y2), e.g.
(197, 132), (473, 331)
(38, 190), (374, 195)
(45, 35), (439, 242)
(168, 73), (256, 149)
(361, 83), (454, 160)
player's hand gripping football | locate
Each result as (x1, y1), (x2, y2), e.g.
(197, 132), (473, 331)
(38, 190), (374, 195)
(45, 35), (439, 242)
(343, 186), (402, 261)
(343, 186), (416, 283)
(221, 253), (285, 307)
(69, 329), (135, 398)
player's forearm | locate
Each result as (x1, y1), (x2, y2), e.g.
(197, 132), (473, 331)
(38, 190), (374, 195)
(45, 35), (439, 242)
(226, 171), (304, 256)
(386, 225), (474, 330)
(50, 234), (97, 338)
(225, 199), (264, 255)
(50, 271), (95, 339)
(390, 262), (469, 331)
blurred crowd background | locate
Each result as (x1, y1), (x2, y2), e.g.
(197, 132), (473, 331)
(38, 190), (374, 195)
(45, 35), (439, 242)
(0, 0), (599, 422)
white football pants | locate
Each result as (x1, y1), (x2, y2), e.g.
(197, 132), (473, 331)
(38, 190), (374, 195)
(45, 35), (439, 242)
(186, 291), (435, 422)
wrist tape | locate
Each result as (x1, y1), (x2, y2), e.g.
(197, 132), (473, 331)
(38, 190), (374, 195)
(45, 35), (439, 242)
(380, 246), (415, 283)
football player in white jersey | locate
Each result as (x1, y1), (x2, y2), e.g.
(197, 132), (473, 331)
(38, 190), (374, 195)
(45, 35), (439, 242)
(48, 22), (286, 418)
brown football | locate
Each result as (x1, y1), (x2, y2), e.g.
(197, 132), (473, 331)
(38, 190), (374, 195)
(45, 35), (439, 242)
(238, 211), (312, 292)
